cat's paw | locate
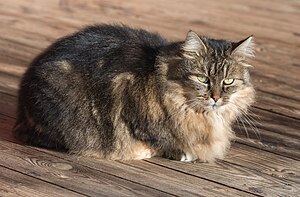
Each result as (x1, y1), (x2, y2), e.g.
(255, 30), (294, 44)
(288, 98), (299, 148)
(134, 148), (152, 160)
(180, 152), (197, 162)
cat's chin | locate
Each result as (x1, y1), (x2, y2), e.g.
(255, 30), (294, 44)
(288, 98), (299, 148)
(190, 104), (222, 113)
(205, 104), (223, 112)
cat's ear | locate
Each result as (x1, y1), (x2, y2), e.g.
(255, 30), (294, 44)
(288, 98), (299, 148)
(183, 31), (207, 56)
(231, 36), (255, 57)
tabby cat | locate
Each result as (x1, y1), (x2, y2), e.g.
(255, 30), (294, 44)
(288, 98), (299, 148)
(14, 24), (255, 162)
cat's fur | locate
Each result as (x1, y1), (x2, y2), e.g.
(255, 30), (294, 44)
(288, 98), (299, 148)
(14, 24), (255, 162)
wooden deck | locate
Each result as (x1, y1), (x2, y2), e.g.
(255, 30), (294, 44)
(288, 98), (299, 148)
(0, 0), (299, 196)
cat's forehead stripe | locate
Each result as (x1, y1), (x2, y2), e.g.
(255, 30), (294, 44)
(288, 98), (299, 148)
(204, 59), (228, 77)
(209, 63), (216, 76)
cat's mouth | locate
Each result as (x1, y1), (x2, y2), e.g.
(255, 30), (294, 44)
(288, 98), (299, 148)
(210, 104), (218, 110)
(185, 97), (225, 112)
(207, 98), (223, 110)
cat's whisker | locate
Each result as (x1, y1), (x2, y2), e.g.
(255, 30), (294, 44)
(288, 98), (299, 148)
(226, 100), (260, 140)
(241, 114), (258, 137)
(237, 116), (250, 138)
(241, 113), (261, 140)
(226, 104), (251, 138)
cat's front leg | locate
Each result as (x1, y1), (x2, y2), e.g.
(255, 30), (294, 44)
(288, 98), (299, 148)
(161, 149), (197, 162)
(180, 152), (198, 162)
(161, 149), (185, 161)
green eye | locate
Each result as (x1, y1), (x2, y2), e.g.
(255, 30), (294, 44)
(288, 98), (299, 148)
(198, 76), (209, 84)
(223, 78), (235, 85)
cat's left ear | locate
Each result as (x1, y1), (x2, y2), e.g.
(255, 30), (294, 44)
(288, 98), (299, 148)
(183, 31), (207, 57)
(231, 36), (255, 58)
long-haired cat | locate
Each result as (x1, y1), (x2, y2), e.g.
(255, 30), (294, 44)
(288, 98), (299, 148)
(14, 24), (255, 162)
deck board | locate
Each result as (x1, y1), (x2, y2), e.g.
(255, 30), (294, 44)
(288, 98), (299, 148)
(0, 166), (86, 197)
(0, 0), (299, 196)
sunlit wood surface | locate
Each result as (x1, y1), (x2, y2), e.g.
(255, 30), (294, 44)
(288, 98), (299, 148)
(0, 0), (299, 196)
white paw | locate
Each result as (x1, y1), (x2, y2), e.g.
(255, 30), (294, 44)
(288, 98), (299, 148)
(135, 148), (152, 160)
(180, 152), (197, 162)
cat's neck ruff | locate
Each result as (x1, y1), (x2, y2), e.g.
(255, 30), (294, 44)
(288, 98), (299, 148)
(167, 99), (235, 162)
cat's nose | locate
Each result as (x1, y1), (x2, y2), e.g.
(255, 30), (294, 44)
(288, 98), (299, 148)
(212, 95), (220, 102)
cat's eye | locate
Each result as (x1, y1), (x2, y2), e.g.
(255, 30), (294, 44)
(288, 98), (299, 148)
(223, 78), (235, 85)
(198, 76), (209, 84)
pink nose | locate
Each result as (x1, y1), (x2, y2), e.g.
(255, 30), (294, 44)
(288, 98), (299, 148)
(212, 95), (220, 102)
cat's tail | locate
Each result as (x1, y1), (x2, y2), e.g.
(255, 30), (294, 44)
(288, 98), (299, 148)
(13, 120), (67, 151)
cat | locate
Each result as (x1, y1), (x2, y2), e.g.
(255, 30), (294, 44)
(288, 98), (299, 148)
(14, 24), (255, 162)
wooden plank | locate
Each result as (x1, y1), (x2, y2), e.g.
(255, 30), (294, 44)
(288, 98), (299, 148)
(253, 90), (300, 120)
(146, 157), (300, 197)
(227, 143), (300, 184)
(0, 113), (15, 142)
(3, 0), (299, 34)
(236, 136), (300, 161)
(0, 72), (19, 96)
(0, 166), (86, 197)
(0, 92), (17, 118)
(233, 108), (300, 160)
(251, 70), (300, 105)
(235, 107), (300, 140)
(0, 140), (175, 197)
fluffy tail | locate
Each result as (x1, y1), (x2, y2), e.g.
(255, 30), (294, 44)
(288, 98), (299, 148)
(13, 121), (67, 151)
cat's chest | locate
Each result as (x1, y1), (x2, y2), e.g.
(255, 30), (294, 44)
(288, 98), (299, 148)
(177, 111), (233, 161)
(178, 110), (229, 144)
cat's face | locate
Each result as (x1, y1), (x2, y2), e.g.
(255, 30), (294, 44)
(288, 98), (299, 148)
(164, 32), (255, 113)
(182, 59), (250, 112)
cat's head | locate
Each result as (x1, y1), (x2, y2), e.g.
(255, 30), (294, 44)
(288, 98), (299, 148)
(160, 31), (255, 114)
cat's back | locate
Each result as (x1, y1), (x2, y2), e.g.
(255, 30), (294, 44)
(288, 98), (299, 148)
(82, 24), (167, 46)
(32, 24), (167, 66)
(15, 24), (169, 152)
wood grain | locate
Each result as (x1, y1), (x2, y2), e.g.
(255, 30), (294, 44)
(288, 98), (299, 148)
(0, 140), (175, 197)
(147, 157), (300, 197)
(0, 166), (86, 197)
(227, 143), (300, 184)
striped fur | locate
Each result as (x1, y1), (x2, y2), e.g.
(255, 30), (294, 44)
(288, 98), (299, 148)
(14, 24), (255, 162)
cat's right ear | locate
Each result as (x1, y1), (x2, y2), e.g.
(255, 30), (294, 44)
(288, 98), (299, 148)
(231, 36), (255, 58)
(183, 31), (207, 57)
